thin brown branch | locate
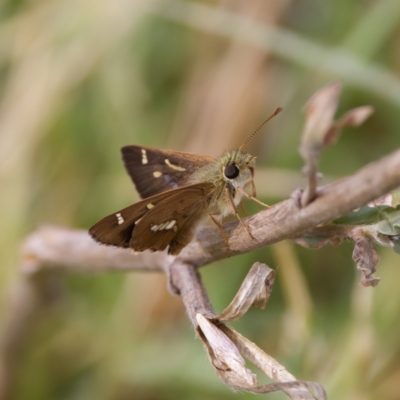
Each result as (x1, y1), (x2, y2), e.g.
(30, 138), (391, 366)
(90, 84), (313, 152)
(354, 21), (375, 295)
(179, 147), (400, 266)
(301, 154), (319, 206)
(169, 259), (215, 321)
(21, 225), (174, 274)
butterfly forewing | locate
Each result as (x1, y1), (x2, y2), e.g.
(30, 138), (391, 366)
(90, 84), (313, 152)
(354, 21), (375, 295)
(121, 145), (215, 198)
(89, 182), (214, 254)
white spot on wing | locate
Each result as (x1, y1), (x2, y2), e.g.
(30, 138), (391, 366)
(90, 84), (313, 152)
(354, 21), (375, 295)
(146, 203), (155, 209)
(150, 224), (159, 232)
(150, 220), (177, 232)
(158, 222), (169, 231)
(165, 159), (186, 171)
(141, 149), (148, 164)
(165, 220), (176, 230)
(116, 213), (124, 225)
(153, 171), (162, 178)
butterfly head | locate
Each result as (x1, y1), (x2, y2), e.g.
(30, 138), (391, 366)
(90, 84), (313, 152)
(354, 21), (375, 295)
(220, 150), (256, 190)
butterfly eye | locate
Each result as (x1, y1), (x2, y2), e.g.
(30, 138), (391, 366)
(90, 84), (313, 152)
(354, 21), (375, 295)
(224, 164), (240, 179)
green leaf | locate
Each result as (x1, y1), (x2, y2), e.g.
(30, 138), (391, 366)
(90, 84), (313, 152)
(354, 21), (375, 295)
(333, 205), (400, 230)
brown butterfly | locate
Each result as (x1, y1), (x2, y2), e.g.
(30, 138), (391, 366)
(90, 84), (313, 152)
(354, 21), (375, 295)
(89, 108), (282, 255)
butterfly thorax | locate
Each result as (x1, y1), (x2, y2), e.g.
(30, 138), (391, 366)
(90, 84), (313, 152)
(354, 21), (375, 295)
(188, 150), (256, 219)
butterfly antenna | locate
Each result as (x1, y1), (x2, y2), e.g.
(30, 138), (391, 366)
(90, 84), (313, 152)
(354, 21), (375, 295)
(239, 107), (283, 150)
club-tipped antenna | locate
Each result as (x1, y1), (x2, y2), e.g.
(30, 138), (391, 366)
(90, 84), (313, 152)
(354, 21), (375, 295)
(239, 107), (283, 150)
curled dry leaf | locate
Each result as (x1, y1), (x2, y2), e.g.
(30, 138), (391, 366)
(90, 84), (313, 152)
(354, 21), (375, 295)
(196, 316), (326, 399)
(223, 325), (326, 399)
(195, 262), (326, 400)
(352, 234), (380, 287)
(301, 84), (373, 154)
(214, 262), (275, 322)
(336, 105), (374, 128)
(301, 82), (342, 157)
(324, 105), (374, 148)
(196, 313), (257, 387)
(299, 82), (373, 208)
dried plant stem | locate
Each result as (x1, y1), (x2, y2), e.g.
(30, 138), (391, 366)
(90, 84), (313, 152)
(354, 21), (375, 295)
(169, 260), (215, 321)
(181, 147), (400, 266)
(301, 152), (319, 206)
(20, 226), (174, 274)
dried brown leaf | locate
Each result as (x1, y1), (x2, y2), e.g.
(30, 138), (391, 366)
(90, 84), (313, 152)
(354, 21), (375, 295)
(301, 82), (342, 157)
(197, 317), (325, 399)
(196, 313), (257, 387)
(300, 82), (342, 206)
(337, 105), (374, 129)
(221, 326), (326, 399)
(215, 262), (275, 322)
(323, 106), (374, 148)
(352, 234), (381, 287)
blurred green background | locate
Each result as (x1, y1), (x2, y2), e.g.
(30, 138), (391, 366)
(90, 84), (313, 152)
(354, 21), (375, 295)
(1, 1), (400, 399)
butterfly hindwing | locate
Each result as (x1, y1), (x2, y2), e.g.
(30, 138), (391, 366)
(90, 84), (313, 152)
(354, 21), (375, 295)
(131, 182), (214, 254)
(89, 182), (214, 254)
(89, 200), (151, 248)
(121, 145), (215, 198)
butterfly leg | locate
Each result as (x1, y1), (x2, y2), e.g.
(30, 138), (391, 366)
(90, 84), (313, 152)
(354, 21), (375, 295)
(238, 187), (270, 209)
(225, 187), (255, 240)
(209, 213), (231, 254)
